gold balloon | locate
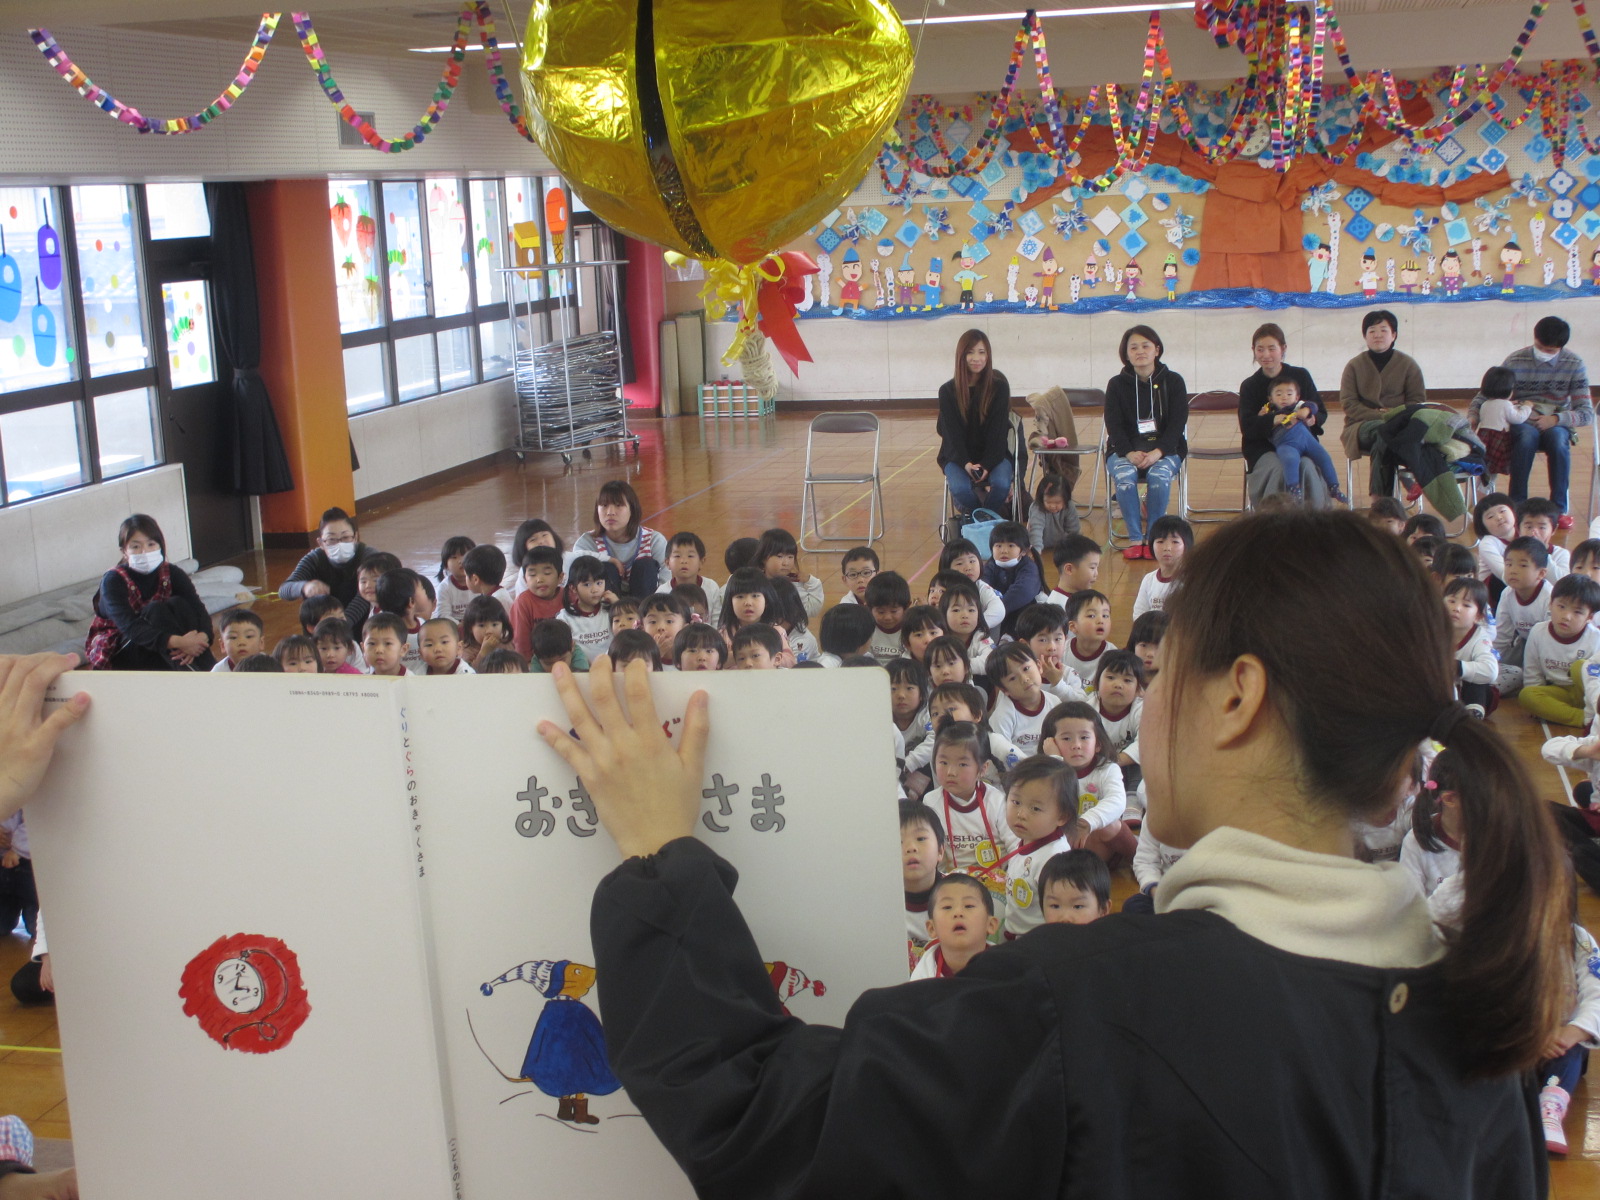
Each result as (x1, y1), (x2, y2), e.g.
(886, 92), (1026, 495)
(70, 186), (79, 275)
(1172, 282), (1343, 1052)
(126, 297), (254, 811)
(521, 0), (913, 267)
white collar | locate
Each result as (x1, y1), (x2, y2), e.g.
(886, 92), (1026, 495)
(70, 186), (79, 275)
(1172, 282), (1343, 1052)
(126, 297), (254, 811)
(1155, 826), (1441, 969)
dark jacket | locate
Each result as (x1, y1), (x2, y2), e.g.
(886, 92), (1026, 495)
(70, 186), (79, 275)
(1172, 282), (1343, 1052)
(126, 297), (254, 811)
(981, 555), (1044, 625)
(277, 543), (371, 604)
(94, 564), (216, 672)
(1105, 364), (1188, 460)
(937, 371), (1013, 472)
(1238, 364), (1326, 470)
(592, 837), (1545, 1200)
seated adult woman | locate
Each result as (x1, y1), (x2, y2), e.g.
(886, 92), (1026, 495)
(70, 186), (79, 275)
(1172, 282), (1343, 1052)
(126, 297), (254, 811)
(1339, 310), (1426, 502)
(1239, 322), (1330, 508)
(1106, 325), (1188, 560)
(936, 329), (1013, 517)
(276, 506), (371, 604)
(87, 514), (216, 671)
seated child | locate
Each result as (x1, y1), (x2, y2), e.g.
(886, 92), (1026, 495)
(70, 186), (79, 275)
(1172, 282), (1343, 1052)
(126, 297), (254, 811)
(610, 597), (642, 634)
(889, 657), (932, 757)
(1517, 574), (1600, 727)
(235, 654), (281, 672)
(1537, 919), (1600, 1156)
(928, 721), (1018, 879)
(1028, 475), (1080, 554)
(0, 812), (37, 939)
(477, 647), (527, 674)
(902, 682), (1019, 788)
(1572, 540), (1600, 588)
(672, 582), (711, 623)
(461, 595), (511, 669)
(559, 556), (614, 657)
(1366, 497), (1407, 538)
(1444, 577), (1497, 717)
(362, 612), (414, 677)
(1430, 544), (1477, 588)
(658, 532), (723, 617)
(1064, 590), (1116, 685)
(462, 544), (516, 614)
(212, 608), (264, 673)
(731, 623), (784, 670)
(1132, 515), (1192, 620)
(837, 546), (880, 606)
(639, 593), (689, 666)
(273, 634), (321, 674)
(1472, 492), (1517, 606)
(505, 518), (568, 596)
(314, 616), (363, 674)
(1039, 701), (1134, 864)
(1472, 365), (1530, 483)
(1411, 536), (1446, 573)
(529, 618), (589, 674)
(1494, 535), (1553, 696)
(1521, 497), (1571, 581)
(817, 603), (875, 667)
(1014, 603), (1087, 700)
(346, 551), (401, 640)
(720, 569), (787, 658)
(1127, 610), (1168, 679)
(770, 577), (820, 662)
(939, 539), (1006, 630)
(1258, 375), (1349, 503)
(1397, 776), (1462, 901)
(865, 571), (912, 662)
(511, 546), (566, 660)
(900, 802), (945, 971)
(1039, 849), (1112, 926)
(673, 622), (727, 672)
(374, 567), (429, 673)
(420, 617), (474, 675)
(922, 635), (975, 689)
(609, 628), (663, 671)
(900, 605), (948, 665)
(298, 593), (344, 640)
(1001, 756), (1076, 938)
(908, 873), (998, 980)
(1093, 651), (1145, 786)
(936, 580), (995, 678)
(979, 521), (1043, 636)
(988, 643), (1056, 756)
(1123, 823), (1184, 916)
(754, 527), (824, 620)
(723, 537), (759, 575)
(1044, 534), (1102, 607)
(1404, 513), (1448, 545)
(433, 535), (476, 623)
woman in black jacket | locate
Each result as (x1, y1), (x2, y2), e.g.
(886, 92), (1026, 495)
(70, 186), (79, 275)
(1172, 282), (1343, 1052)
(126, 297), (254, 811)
(1238, 322), (1330, 508)
(276, 506), (371, 605)
(1106, 325), (1188, 559)
(936, 329), (1013, 517)
(87, 514), (215, 671)
(537, 510), (1564, 1200)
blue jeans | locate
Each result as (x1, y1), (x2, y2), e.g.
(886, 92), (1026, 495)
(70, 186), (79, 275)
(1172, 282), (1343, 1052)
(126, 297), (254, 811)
(1509, 420), (1574, 512)
(1541, 1043), (1587, 1093)
(1108, 452), (1182, 542)
(1272, 424), (1340, 491)
(944, 458), (1014, 516)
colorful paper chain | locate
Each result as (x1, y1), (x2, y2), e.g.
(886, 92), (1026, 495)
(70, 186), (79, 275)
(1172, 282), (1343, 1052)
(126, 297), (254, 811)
(29, 15), (280, 133)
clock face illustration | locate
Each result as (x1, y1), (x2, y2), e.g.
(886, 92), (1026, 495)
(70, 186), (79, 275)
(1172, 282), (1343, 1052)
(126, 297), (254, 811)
(180, 934), (310, 1054)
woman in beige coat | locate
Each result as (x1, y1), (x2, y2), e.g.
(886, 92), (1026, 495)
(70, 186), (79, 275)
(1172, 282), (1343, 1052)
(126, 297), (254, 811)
(1339, 309), (1427, 501)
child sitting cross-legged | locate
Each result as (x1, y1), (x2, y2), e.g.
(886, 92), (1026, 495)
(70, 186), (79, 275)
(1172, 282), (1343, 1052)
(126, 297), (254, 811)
(999, 755), (1076, 938)
(1093, 650), (1145, 788)
(1064, 590), (1116, 686)
(929, 721), (1018, 880)
(1044, 534), (1101, 609)
(273, 633), (321, 674)
(1495, 535), (1554, 697)
(313, 616), (363, 674)
(639, 594), (689, 667)
(1520, 498), (1570, 581)
(608, 628), (663, 671)
(979, 521), (1043, 637)
(987, 642), (1056, 757)
(1040, 700), (1135, 864)
(837, 546), (879, 606)
(420, 617), (474, 675)
(1444, 577), (1497, 718)
(899, 605), (947, 666)
(817, 603), (874, 667)
(673, 622), (727, 672)
(908, 873), (998, 980)
(865, 571), (912, 662)
(900, 801), (945, 972)
(529, 618), (589, 674)
(730, 623), (784, 670)
(362, 612), (414, 677)
(212, 608), (264, 673)
(1517, 574), (1600, 727)
(1013, 603), (1087, 701)
(1132, 515), (1192, 620)
(1040, 849), (1112, 926)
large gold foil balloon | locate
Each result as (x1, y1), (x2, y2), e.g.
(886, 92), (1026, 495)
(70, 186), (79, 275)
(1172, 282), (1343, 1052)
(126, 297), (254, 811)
(521, 0), (913, 267)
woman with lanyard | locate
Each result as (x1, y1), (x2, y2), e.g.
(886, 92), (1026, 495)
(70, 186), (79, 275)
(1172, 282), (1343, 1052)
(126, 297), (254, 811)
(1339, 309), (1427, 504)
(1239, 322), (1331, 508)
(88, 514), (216, 671)
(1105, 325), (1188, 560)
(276, 506), (372, 605)
(936, 329), (1014, 518)
(529, 508), (1560, 1199)
(571, 479), (668, 601)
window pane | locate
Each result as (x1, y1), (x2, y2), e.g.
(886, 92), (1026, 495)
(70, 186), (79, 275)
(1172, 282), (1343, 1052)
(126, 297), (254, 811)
(344, 343), (388, 414)
(395, 333), (437, 402)
(2, 402), (83, 502)
(437, 326), (474, 391)
(382, 182), (428, 321)
(72, 185), (150, 377)
(0, 186), (76, 393)
(479, 319), (512, 379)
(469, 180), (506, 306)
(330, 181), (383, 334)
(145, 183), (210, 239)
(425, 180), (471, 317)
(161, 280), (216, 388)
(93, 387), (159, 478)
(503, 177), (544, 302)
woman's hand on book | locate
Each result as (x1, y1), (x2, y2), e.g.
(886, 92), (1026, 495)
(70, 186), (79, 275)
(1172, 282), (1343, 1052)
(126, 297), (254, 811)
(0, 654), (90, 823)
(538, 658), (709, 860)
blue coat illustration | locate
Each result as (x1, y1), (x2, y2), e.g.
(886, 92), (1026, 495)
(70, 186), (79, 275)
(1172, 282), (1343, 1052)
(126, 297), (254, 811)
(481, 958), (620, 1125)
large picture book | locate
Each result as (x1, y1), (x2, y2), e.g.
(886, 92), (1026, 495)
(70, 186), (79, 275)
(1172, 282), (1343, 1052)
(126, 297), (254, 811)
(26, 670), (905, 1199)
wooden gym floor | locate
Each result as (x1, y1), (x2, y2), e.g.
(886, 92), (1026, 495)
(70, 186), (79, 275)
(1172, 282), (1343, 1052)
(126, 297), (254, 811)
(4, 404), (1600, 1189)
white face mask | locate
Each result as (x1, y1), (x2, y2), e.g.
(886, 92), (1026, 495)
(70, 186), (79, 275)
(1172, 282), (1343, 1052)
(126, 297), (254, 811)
(127, 550), (163, 574)
(1534, 346), (1560, 363)
(992, 556), (1021, 569)
(325, 541), (358, 565)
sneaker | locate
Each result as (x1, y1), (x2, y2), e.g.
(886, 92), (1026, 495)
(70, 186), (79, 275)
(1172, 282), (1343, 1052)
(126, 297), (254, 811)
(1123, 545), (1143, 561)
(1559, 513), (1576, 531)
(1140, 544), (1157, 560)
(1329, 485), (1350, 505)
(1465, 703), (1486, 719)
(1541, 1082), (1571, 1155)
(1287, 483), (1305, 504)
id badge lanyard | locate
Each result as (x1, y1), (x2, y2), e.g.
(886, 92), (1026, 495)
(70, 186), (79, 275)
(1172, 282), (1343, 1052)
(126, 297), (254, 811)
(943, 783), (1001, 872)
(1136, 375), (1158, 437)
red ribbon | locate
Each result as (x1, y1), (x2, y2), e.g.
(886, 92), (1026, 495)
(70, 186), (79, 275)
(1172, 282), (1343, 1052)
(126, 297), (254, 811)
(756, 251), (818, 376)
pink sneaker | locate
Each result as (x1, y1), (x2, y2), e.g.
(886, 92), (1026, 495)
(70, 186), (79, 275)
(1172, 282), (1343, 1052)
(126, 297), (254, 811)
(1541, 1082), (1571, 1155)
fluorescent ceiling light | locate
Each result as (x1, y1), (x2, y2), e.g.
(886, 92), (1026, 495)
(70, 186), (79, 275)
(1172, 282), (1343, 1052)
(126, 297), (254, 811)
(410, 42), (520, 52)
(906, 3), (1192, 24)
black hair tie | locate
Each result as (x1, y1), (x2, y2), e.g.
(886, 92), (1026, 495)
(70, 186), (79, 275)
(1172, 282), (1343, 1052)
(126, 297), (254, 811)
(1429, 702), (1469, 746)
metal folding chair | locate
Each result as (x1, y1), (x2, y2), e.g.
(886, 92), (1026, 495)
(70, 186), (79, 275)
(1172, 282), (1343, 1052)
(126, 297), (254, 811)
(1027, 387), (1106, 520)
(1180, 390), (1247, 523)
(799, 412), (884, 552)
(1105, 432), (1187, 550)
(938, 410), (1026, 542)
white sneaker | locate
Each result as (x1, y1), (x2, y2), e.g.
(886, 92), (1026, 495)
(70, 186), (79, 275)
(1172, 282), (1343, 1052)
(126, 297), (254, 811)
(1541, 1083), (1571, 1155)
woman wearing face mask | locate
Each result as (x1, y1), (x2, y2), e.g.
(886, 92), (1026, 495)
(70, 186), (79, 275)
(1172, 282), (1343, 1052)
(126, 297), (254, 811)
(276, 506), (372, 605)
(87, 514), (216, 671)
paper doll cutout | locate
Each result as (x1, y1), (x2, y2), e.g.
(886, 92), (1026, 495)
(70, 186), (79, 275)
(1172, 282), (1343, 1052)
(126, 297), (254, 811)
(1543, 257), (1557, 286)
(896, 252), (917, 311)
(1530, 214), (1547, 257)
(921, 256), (944, 310)
(1359, 248), (1378, 298)
(1023, 284), (1040, 308)
(179, 933), (311, 1054)
(952, 253), (987, 312)
(1083, 255), (1099, 290)
(1068, 274), (1081, 305)
(1500, 241), (1523, 294)
(1307, 241), (1331, 292)
(1590, 248), (1600, 287)
(815, 251), (833, 310)
(1398, 260), (1420, 296)
(1385, 258), (1397, 293)
(838, 246), (863, 311)
(1162, 253), (1179, 301)
(1033, 246), (1062, 309)
(1123, 260), (1142, 299)
(872, 238), (895, 308)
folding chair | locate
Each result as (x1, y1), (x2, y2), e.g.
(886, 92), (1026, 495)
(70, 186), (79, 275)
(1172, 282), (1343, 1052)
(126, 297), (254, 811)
(799, 412), (884, 552)
(1179, 390), (1247, 523)
(1027, 387), (1106, 520)
(938, 410), (1026, 543)
(1105, 433), (1187, 550)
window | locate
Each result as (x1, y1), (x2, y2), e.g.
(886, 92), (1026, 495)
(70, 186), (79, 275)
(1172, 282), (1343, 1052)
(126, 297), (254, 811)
(328, 176), (557, 412)
(0, 184), (163, 508)
(145, 183), (211, 240)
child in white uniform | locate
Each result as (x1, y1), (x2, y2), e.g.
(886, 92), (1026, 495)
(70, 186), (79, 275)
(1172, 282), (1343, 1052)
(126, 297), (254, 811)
(657, 532), (724, 619)
(937, 581), (995, 678)
(908, 874), (998, 980)
(987, 643), (1056, 758)
(1494, 536), (1554, 696)
(755, 528), (825, 620)
(1039, 701), (1132, 864)
(1131, 514), (1191, 620)
(1000, 756), (1075, 939)
(1064, 590), (1116, 687)
(1472, 493), (1517, 603)
(558, 555), (614, 658)
(1517, 574), (1600, 727)
(1444, 577), (1497, 716)
(927, 722), (1018, 885)
(1123, 820), (1185, 915)
(1092, 650), (1145, 787)
(900, 802), (944, 973)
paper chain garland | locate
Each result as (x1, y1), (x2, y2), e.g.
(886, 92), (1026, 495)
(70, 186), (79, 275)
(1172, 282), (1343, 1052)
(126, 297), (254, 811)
(28, 2), (535, 150)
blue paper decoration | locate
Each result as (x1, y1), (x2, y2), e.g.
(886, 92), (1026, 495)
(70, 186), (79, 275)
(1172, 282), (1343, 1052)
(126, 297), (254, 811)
(1374, 223), (1395, 243)
(970, 222), (993, 243)
(969, 201), (995, 225)
(1580, 183), (1600, 210)
(1550, 169), (1578, 196)
(1302, 233), (1321, 251)
(948, 175), (973, 197)
(1094, 238), (1111, 257)
(1122, 202), (1149, 229)
(964, 183), (990, 203)
(1018, 210), (1044, 235)
(964, 241), (991, 263)
(1582, 211), (1600, 240)
(1434, 137), (1465, 166)
(859, 208), (888, 236)
(1551, 222), (1580, 249)
(1119, 229), (1148, 257)
(1346, 214), (1375, 241)
(1526, 135), (1551, 162)
(895, 220), (921, 249)
(1479, 147), (1508, 173)
(816, 228), (842, 254)
(1181, 247), (1200, 267)
(1553, 197), (1576, 221)
(979, 160), (1006, 188)
(1445, 218), (1472, 246)
(913, 135), (939, 162)
(1345, 187), (1374, 214)
(1480, 120), (1507, 146)
(1010, 186), (1028, 203)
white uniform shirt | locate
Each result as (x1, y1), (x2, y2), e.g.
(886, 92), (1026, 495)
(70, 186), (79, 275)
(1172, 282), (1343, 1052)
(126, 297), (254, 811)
(869, 624), (904, 663)
(1131, 570), (1177, 621)
(1493, 580), (1553, 666)
(657, 574), (724, 619)
(1132, 820), (1184, 892)
(1064, 637), (1116, 688)
(1003, 832), (1073, 937)
(433, 578), (474, 624)
(990, 690), (1053, 757)
(933, 782), (1018, 877)
(1476, 535), (1507, 585)
(1398, 830), (1460, 899)
(1097, 697), (1143, 760)
(1454, 625), (1498, 687)
(1071, 762), (1126, 833)
(558, 607), (613, 656)
(1521, 619), (1600, 689)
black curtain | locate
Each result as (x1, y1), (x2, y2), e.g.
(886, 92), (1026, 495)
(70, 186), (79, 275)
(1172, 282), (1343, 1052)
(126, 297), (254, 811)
(205, 182), (295, 495)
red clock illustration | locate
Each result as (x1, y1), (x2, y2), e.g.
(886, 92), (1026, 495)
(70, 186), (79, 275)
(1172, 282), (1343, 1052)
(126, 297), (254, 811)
(179, 934), (311, 1054)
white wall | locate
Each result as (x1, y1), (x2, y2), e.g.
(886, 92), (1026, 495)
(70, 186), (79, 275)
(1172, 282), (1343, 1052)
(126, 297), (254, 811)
(714, 297), (1598, 403)
(0, 464), (190, 606)
(349, 378), (516, 501)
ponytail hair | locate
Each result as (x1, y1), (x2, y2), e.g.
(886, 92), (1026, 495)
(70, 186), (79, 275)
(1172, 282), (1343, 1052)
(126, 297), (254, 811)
(1164, 510), (1568, 1077)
